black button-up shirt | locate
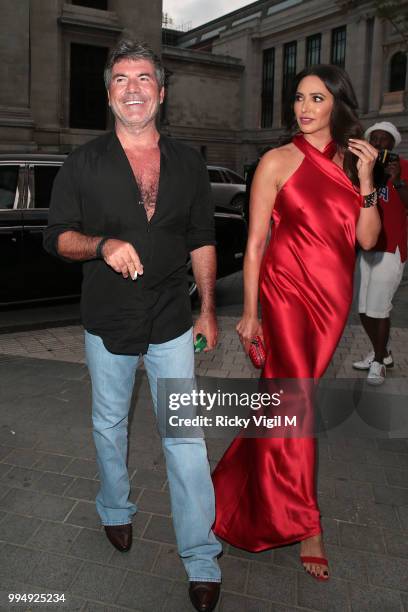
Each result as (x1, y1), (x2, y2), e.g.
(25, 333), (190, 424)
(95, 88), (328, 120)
(44, 131), (215, 355)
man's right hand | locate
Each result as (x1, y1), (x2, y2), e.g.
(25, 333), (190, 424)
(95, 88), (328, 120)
(101, 239), (144, 280)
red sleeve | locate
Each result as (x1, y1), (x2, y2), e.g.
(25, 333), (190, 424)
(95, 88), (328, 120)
(400, 157), (408, 180)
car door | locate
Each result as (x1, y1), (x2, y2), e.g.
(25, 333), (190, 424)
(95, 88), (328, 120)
(220, 169), (246, 212)
(214, 212), (247, 277)
(22, 162), (82, 300)
(0, 163), (25, 304)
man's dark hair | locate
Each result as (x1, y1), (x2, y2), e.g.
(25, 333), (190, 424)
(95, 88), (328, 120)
(283, 64), (364, 187)
(104, 39), (165, 89)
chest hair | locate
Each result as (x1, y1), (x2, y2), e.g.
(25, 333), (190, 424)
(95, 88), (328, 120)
(125, 147), (161, 221)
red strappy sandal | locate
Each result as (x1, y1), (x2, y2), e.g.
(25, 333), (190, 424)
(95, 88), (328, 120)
(300, 556), (330, 581)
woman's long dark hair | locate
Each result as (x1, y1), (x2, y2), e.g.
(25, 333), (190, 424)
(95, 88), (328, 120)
(282, 64), (363, 187)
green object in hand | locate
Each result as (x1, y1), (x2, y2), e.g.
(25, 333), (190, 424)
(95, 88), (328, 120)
(194, 334), (207, 353)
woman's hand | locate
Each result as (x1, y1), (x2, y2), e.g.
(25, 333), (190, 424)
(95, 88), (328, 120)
(236, 316), (263, 354)
(347, 139), (378, 194)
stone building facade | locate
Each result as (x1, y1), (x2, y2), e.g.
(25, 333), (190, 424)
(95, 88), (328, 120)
(163, 0), (408, 172)
(161, 46), (243, 170)
(0, 0), (162, 152)
(1, 0), (407, 168)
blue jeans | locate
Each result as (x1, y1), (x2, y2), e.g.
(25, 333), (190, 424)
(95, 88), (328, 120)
(85, 327), (221, 582)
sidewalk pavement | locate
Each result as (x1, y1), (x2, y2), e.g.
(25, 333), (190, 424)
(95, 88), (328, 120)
(0, 315), (407, 611)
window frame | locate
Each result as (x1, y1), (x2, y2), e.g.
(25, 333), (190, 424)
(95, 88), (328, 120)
(0, 163), (26, 211)
(331, 26), (347, 68)
(27, 163), (63, 210)
(389, 51), (407, 92)
(224, 170), (245, 185)
(282, 41), (297, 118)
(306, 33), (322, 67)
(71, 0), (108, 10)
(261, 47), (275, 129)
(208, 169), (226, 184)
(69, 42), (109, 131)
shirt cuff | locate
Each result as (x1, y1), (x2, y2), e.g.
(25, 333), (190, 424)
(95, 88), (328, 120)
(187, 232), (216, 252)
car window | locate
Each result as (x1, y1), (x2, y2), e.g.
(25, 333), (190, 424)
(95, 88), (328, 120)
(0, 165), (20, 209)
(208, 169), (225, 183)
(30, 165), (61, 208)
(224, 170), (245, 185)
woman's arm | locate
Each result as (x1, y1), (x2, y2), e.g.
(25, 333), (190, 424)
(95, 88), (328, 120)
(236, 151), (280, 352)
(355, 206), (381, 250)
(348, 138), (381, 250)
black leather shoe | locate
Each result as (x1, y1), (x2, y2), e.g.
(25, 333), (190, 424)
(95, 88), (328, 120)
(104, 524), (132, 552)
(189, 581), (220, 612)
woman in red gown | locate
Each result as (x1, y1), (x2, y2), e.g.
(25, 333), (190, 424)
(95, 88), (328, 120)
(212, 65), (380, 580)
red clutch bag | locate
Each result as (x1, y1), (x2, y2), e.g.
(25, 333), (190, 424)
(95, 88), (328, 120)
(248, 335), (266, 369)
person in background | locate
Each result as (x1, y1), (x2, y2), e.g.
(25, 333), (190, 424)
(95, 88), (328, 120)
(353, 122), (408, 385)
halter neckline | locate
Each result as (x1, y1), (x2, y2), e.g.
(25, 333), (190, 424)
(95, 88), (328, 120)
(293, 134), (337, 160)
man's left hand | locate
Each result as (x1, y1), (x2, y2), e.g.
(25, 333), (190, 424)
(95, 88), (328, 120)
(386, 159), (401, 182)
(194, 312), (218, 352)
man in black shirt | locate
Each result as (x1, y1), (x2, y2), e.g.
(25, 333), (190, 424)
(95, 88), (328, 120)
(44, 40), (221, 611)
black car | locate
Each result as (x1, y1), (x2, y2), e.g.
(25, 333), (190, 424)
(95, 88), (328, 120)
(0, 154), (247, 305)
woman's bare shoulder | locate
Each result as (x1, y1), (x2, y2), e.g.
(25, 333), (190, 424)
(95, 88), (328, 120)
(261, 143), (298, 168)
(257, 143), (304, 190)
(257, 143), (300, 177)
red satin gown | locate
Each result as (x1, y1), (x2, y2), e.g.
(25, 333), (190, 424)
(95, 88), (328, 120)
(212, 135), (362, 551)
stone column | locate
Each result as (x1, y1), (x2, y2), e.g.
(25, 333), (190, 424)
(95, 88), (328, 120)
(345, 18), (368, 110)
(297, 38), (306, 72)
(320, 30), (331, 64)
(368, 17), (384, 113)
(0, 0), (34, 149)
(30, 0), (62, 144)
(244, 35), (262, 131)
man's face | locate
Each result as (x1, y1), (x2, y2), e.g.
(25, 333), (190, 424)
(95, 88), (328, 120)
(108, 58), (164, 130)
(369, 130), (395, 151)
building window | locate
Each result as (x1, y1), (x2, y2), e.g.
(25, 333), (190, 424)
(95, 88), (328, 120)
(331, 26), (346, 68)
(71, 0), (108, 9)
(69, 43), (108, 130)
(261, 48), (275, 128)
(390, 51), (407, 91)
(306, 34), (321, 66)
(282, 42), (297, 109)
